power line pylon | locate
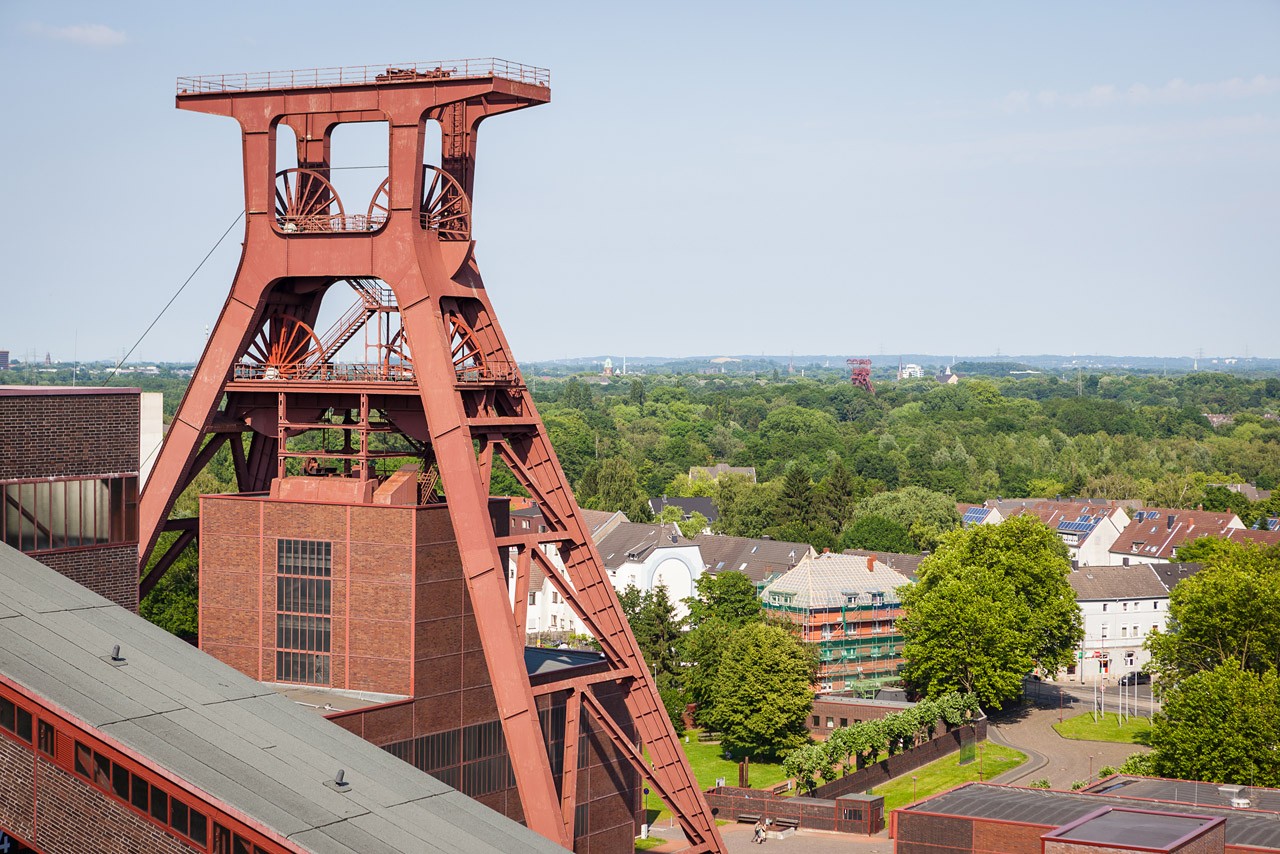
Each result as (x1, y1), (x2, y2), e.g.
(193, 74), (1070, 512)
(139, 60), (724, 853)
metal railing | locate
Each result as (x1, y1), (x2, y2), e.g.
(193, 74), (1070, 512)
(455, 360), (520, 384)
(178, 58), (549, 95)
(233, 362), (415, 383)
(277, 214), (388, 234)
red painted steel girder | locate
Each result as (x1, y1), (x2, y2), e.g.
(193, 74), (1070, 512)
(139, 63), (725, 854)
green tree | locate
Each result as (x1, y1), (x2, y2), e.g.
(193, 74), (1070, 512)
(777, 463), (814, 526)
(782, 742), (831, 795)
(838, 514), (915, 553)
(852, 487), (960, 552)
(1149, 538), (1280, 681)
(899, 566), (1033, 709)
(703, 622), (814, 759)
(1147, 659), (1280, 786)
(629, 377), (646, 408)
(581, 457), (653, 521)
(684, 571), (763, 629)
(677, 510), (709, 539)
(919, 515), (1083, 672)
(618, 584), (681, 679)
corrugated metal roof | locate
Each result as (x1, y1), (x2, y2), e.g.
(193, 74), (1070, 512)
(0, 543), (567, 854)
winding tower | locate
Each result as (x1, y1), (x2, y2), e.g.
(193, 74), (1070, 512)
(847, 358), (874, 394)
(140, 60), (725, 853)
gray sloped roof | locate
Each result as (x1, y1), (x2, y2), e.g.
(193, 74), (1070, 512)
(0, 543), (567, 854)
(691, 534), (813, 585)
(1068, 565), (1171, 600)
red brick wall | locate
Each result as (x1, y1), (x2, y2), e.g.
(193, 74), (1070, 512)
(0, 735), (35, 843)
(0, 390), (141, 610)
(0, 391), (139, 480)
(32, 756), (203, 854)
(35, 545), (139, 611)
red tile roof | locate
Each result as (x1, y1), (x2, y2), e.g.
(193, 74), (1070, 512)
(1109, 508), (1243, 560)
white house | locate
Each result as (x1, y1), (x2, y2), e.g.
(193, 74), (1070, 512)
(962, 499), (1131, 567)
(1066, 563), (1200, 684)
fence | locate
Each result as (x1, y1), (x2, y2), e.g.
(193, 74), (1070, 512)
(704, 787), (884, 835)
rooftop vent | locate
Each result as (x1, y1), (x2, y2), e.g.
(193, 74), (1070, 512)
(325, 768), (352, 793)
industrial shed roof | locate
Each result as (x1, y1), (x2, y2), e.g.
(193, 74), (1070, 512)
(0, 543), (567, 854)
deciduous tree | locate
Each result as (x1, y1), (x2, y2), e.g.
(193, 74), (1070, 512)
(703, 622), (814, 759)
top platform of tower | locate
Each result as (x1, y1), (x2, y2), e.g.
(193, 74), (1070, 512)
(176, 57), (550, 101)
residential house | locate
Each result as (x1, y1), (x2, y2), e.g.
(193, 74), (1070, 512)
(648, 495), (719, 527)
(1108, 508), (1244, 564)
(761, 552), (912, 694)
(691, 533), (814, 588)
(596, 521), (705, 619)
(960, 498), (1132, 566)
(508, 505), (625, 635)
(1067, 563), (1200, 683)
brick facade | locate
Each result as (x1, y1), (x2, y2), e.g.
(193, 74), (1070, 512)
(0, 388), (141, 611)
(0, 389), (139, 480)
(200, 491), (641, 853)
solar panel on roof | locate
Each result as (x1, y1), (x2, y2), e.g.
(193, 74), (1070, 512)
(963, 508), (988, 524)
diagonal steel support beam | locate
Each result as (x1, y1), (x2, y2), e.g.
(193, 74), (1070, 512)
(140, 528), (197, 598)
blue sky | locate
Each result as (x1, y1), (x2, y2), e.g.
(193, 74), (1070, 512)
(1, 1), (1277, 364)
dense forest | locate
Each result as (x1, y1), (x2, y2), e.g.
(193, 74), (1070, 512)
(540, 371), (1280, 545)
(7, 365), (1278, 634)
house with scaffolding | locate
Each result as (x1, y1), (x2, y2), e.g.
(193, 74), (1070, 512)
(760, 552), (912, 695)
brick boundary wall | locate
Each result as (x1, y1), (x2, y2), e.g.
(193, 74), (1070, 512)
(704, 786), (885, 835)
(811, 719), (987, 800)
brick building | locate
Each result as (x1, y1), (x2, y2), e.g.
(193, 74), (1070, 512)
(893, 779), (1280, 854)
(762, 552), (912, 693)
(0, 540), (566, 854)
(0, 386), (144, 610)
(199, 472), (641, 852)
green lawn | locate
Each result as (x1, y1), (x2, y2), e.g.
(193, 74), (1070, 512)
(868, 742), (1027, 812)
(643, 731), (789, 824)
(1053, 711), (1151, 744)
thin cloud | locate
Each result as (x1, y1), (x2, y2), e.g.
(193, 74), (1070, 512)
(1004, 75), (1280, 112)
(27, 22), (127, 47)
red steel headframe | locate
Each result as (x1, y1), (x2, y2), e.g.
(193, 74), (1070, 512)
(139, 61), (725, 853)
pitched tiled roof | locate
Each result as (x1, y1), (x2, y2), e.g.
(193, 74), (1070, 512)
(1110, 508), (1243, 560)
(1148, 562), (1203, 592)
(841, 549), (925, 580)
(691, 534), (813, 585)
(595, 522), (688, 570)
(1068, 565), (1170, 600)
(983, 499), (1128, 544)
(761, 552), (912, 610)
(1224, 527), (1280, 547)
(648, 496), (719, 523)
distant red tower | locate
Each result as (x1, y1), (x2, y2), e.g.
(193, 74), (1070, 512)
(139, 61), (724, 852)
(847, 358), (874, 394)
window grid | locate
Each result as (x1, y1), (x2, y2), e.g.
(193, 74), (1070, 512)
(275, 540), (332, 686)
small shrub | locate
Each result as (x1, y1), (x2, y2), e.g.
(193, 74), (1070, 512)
(1070, 780), (1087, 791)
(1028, 779), (1051, 789)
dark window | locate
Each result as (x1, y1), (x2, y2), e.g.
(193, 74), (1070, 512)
(37, 720), (54, 756)
(149, 785), (168, 823)
(812, 715), (820, 727)
(575, 802), (589, 839)
(171, 799), (189, 835)
(0, 696), (14, 731)
(112, 763), (130, 800)
(93, 750), (112, 789)
(276, 539), (332, 685)
(1, 475), (138, 553)
(840, 718), (848, 728)
(16, 708), (31, 743)
(74, 741), (92, 778)
(131, 774), (149, 811)
(189, 809), (208, 846)
(213, 824), (231, 854)
(233, 834), (252, 854)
